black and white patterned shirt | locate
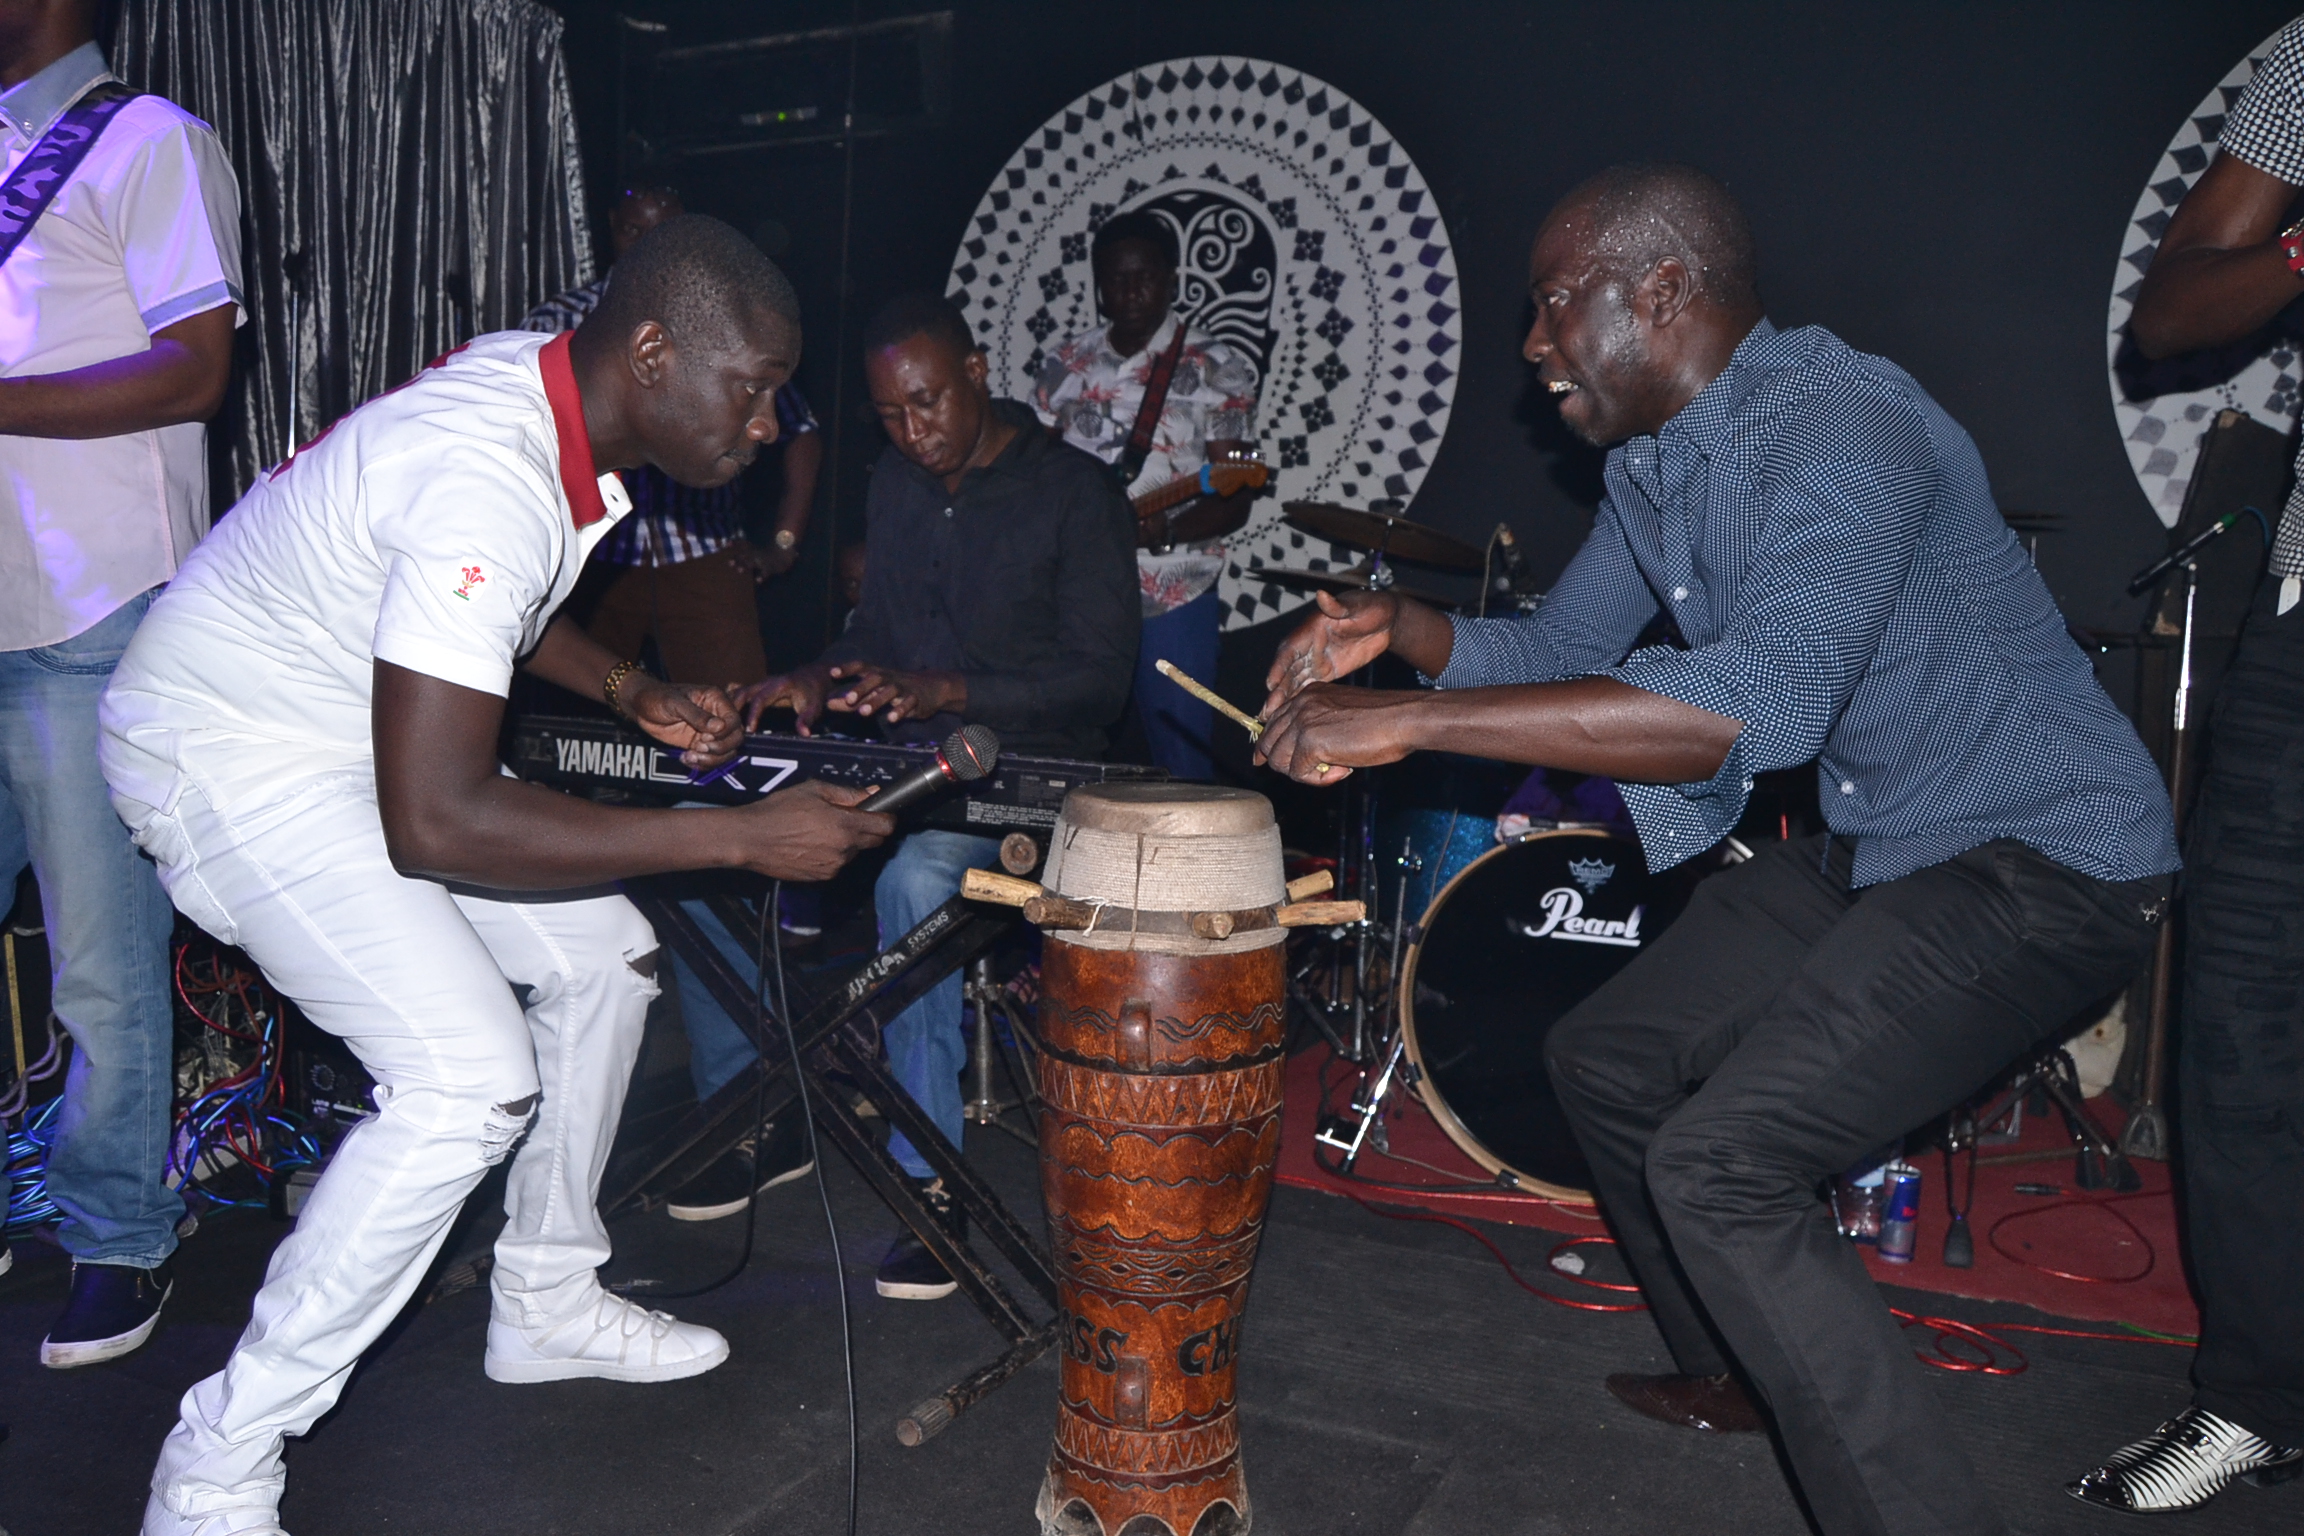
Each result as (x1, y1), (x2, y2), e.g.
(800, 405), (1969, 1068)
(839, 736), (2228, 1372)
(2216, 14), (2304, 582)
(1435, 321), (2181, 888)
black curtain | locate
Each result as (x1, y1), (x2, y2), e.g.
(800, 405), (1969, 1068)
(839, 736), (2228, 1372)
(111, 0), (595, 505)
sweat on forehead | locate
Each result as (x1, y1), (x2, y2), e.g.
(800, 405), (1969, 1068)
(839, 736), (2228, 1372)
(1542, 164), (1758, 309)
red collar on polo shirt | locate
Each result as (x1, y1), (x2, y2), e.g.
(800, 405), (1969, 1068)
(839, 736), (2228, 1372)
(538, 331), (610, 528)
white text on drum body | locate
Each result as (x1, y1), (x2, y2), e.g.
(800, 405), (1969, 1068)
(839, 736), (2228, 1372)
(1517, 887), (1644, 948)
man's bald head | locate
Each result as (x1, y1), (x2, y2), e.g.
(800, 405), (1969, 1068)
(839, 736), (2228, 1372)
(587, 214), (799, 356)
(1551, 163), (1759, 315)
(1523, 164), (1764, 445)
(574, 214), (802, 488)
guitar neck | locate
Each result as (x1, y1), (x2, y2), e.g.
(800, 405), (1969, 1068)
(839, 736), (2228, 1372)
(1132, 473), (1205, 516)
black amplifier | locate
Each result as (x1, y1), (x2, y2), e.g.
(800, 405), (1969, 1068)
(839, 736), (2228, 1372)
(506, 714), (1165, 834)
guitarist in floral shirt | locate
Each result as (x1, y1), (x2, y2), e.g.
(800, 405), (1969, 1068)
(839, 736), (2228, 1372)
(1034, 211), (1260, 780)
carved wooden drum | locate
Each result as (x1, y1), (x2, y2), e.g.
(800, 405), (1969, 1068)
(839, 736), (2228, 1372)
(1032, 784), (1286, 1536)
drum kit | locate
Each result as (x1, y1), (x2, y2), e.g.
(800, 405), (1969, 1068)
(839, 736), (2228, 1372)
(1255, 498), (1493, 612)
(1236, 501), (1678, 1204)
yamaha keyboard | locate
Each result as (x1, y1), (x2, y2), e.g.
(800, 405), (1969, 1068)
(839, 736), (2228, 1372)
(507, 714), (1165, 834)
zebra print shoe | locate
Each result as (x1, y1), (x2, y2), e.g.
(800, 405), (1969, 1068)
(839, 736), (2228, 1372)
(2067, 1405), (2303, 1514)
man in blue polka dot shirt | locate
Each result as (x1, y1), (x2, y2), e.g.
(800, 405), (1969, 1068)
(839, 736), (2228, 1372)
(1258, 164), (2179, 1536)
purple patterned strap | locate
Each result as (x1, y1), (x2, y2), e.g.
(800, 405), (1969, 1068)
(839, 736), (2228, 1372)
(0, 82), (141, 272)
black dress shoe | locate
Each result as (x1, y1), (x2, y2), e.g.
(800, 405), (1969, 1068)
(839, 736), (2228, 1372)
(665, 1115), (815, 1222)
(1605, 1371), (1764, 1433)
(876, 1177), (963, 1300)
(42, 1258), (174, 1368)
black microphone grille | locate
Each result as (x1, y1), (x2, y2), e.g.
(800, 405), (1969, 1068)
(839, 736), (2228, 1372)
(943, 724), (1000, 782)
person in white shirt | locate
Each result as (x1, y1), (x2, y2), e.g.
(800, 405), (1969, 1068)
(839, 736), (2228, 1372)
(100, 214), (891, 1536)
(0, 1), (240, 1368)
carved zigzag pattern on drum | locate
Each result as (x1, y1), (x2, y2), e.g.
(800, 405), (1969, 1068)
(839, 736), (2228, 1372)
(1037, 1058), (1284, 1127)
(1154, 1001), (1283, 1045)
(1055, 1407), (1239, 1477)
(1050, 1001), (1283, 1052)
(1047, 1117), (1280, 1187)
(1052, 1226), (1263, 1296)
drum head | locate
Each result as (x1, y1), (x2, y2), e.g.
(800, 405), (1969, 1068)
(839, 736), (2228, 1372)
(1400, 829), (1687, 1201)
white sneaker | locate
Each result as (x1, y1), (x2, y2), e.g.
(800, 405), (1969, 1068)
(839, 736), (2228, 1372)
(140, 1495), (289, 1536)
(483, 1289), (729, 1384)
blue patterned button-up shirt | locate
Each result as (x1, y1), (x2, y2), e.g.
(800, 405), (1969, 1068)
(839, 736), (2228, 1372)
(1437, 321), (2179, 888)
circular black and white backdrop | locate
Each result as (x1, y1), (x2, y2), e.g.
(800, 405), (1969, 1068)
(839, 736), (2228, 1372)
(945, 57), (1461, 630)
(2108, 24), (2291, 527)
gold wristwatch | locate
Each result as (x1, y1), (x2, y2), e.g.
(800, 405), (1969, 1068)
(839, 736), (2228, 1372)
(773, 528), (799, 552)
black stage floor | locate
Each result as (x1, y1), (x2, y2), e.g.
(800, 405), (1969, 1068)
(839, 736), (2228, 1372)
(4, 1126), (2295, 1536)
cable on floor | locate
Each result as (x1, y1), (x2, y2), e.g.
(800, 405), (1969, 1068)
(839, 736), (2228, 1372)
(771, 881), (859, 1536)
(1326, 1181), (1647, 1313)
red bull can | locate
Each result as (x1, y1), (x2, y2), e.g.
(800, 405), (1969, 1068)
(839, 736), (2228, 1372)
(1877, 1161), (1922, 1263)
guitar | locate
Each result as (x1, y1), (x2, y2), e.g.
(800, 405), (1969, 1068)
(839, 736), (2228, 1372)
(1129, 456), (1271, 550)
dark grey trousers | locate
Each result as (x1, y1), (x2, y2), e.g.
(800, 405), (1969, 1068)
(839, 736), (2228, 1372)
(1546, 833), (2166, 1536)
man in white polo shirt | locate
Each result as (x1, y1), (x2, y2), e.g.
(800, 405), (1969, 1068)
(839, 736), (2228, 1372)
(100, 214), (891, 1536)
(0, 4), (241, 1366)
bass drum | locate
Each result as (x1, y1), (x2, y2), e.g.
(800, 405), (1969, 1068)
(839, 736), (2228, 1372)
(1399, 829), (1692, 1201)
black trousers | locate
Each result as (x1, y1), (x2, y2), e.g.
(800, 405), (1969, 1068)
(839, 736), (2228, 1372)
(1546, 833), (2166, 1536)
(2180, 571), (2304, 1446)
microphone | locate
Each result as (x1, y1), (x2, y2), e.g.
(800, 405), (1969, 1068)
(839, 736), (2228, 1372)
(863, 724), (1001, 817)
(2126, 510), (2241, 596)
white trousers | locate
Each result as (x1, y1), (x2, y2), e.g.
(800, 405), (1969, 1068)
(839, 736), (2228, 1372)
(115, 762), (658, 1520)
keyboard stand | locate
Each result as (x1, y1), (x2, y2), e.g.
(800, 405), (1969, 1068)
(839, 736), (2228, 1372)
(601, 881), (1058, 1444)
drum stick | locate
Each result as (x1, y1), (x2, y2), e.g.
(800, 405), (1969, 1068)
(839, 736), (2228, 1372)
(1154, 659), (1333, 775)
(1154, 659), (1265, 738)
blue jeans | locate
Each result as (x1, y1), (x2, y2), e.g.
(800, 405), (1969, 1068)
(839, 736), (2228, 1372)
(674, 896), (770, 1106)
(1, 590), (181, 1266)
(1135, 588), (1223, 782)
(878, 830), (1001, 1179)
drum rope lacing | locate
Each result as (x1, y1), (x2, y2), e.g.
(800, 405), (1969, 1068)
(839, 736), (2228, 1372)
(1046, 822), (1286, 953)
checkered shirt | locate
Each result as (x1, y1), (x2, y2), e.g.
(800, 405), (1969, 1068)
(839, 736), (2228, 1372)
(1435, 321), (2180, 887)
(2216, 14), (2304, 578)
(519, 278), (818, 567)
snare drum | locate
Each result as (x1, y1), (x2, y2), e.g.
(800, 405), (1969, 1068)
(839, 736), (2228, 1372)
(1398, 829), (1691, 1201)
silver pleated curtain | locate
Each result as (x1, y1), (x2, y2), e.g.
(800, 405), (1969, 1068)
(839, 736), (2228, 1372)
(112, 0), (596, 503)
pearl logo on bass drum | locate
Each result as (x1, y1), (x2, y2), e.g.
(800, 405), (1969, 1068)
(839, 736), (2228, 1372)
(1512, 886), (1645, 948)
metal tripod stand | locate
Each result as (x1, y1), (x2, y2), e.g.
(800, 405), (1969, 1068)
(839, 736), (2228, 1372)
(960, 954), (1038, 1145)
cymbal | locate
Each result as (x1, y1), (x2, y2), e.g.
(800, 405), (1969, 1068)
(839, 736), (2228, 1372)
(1248, 563), (1461, 610)
(1282, 501), (1485, 572)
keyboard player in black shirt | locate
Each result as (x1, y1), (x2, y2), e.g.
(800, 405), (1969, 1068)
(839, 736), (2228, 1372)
(737, 292), (1139, 1299)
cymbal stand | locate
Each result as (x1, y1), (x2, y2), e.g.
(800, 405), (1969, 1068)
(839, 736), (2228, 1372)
(1313, 839), (1422, 1167)
(1970, 1042), (2141, 1193)
(2121, 556), (2201, 1163)
(960, 954), (1037, 1146)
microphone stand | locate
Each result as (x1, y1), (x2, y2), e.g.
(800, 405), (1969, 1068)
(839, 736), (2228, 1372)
(2118, 516), (2236, 1162)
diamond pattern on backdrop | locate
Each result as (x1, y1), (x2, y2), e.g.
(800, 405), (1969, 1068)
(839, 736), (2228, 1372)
(2108, 25), (2294, 527)
(945, 57), (1463, 630)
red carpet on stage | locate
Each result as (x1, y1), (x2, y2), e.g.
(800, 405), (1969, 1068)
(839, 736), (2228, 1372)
(1276, 1045), (2199, 1339)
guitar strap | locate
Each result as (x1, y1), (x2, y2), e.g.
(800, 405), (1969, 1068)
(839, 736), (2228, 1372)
(1114, 315), (1191, 491)
(0, 81), (143, 272)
